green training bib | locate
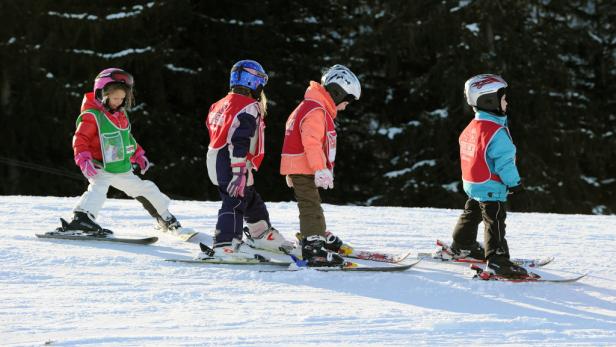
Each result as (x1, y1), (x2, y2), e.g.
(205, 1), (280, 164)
(77, 108), (136, 173)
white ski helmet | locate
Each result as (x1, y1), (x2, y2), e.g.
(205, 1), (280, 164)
(321, 64), (361, 105)
(464, 74), (508, 112)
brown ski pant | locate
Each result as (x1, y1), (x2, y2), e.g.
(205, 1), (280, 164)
(289, 174), (326, 238)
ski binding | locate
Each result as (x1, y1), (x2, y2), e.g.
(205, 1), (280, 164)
(470, 264), (586, 283)
(417, 239), (554, 267)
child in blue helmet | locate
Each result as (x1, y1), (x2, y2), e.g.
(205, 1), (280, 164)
(449, 74), (528, 278)
(203, 60), (294, 259)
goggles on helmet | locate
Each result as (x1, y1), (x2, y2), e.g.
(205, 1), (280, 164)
(96, 70), (134, 87)
(232, 65), (268, 85)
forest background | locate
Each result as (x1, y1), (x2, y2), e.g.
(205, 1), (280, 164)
(1, 1), (614, 214)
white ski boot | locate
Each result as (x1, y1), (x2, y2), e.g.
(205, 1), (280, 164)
(243, 220), (296, 254)
(197, 238), (256, 262)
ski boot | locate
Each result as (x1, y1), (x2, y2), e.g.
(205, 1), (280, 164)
(301, 235), (345, 267)
(197, 237), (254, 261)
(450, 241), (486, 261)
(323, 231), (344, 252)
(56, 211), (112, 237)
(486, 254), (528, 278)
(243, 220), (296, 254)
(156, 213), (182, 233)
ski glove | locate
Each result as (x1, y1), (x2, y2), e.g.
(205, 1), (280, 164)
(314, 169), (334, 189)
(131, 148), (150, 175)
(508, 184), (525, 195)
(75, 151), (97, 178)
(285, 175), (293, 188)
(227, 162), (248, 197)
(508, 184), (529, 210)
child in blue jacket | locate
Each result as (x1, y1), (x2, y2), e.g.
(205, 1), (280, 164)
(449, 74), (528, 278)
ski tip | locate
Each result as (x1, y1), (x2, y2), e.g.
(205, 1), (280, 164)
(143, 237), (159, 244)
(408, 258), (422, 266)
(392, 250), (413, 263)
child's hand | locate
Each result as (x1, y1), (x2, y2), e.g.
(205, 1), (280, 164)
(75, 152), (97, 178)
(314, 169), (334, 189)
(285, 175), (293, 188)
(507, 184), (529, 210)
(227, 162), (247, 197)
(131, 148), (150, 174)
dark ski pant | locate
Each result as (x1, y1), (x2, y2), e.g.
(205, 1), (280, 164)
(289, 174), (326, 238)
(452, 198), (509, 260)
(214, 185), (270, 247)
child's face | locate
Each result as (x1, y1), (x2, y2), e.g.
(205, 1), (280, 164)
(500, 94), (508, 113)
(105, 89), (127, 110)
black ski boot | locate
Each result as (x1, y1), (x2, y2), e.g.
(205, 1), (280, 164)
(156, 214), (182, 232)
(486, 254), (528, 278)
(301, 235), (345, 267)
(323, 231), (343, 253)
(451, 241), (486, 261)
(58, 212), (111, 236)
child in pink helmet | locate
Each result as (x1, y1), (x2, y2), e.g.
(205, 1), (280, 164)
(55, 68), (193, 239)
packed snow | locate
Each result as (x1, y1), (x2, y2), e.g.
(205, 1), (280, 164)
(1, 195), (615, 346)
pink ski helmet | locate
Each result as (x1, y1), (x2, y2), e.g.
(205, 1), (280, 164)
(93, 68), (134, 100)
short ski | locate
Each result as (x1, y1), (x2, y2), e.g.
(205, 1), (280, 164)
(36, 232), (158, 245)
(157, 226), (201, 243)
(246, 235), (412, 264)
(261, 258), (421, 272)
(338, 244), (412, 263)
(470, 264), (586, 283)
(165, 257), (291, 266)
(306, 259), (420, 272)
(417, 239), (553, 267)
(166, 242), (291, 266)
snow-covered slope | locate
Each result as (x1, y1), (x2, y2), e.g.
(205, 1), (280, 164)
(1, 196), (615, 346)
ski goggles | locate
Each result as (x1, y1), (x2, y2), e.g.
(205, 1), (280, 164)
(97, 70), (134, 87)
(232, 66), (268, 84)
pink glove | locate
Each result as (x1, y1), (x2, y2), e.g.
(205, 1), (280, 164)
(131, 148), (150, 174)
(314, 169), (334, 189)
(227, 162), (247, 197)
(75, 151), (97, 178)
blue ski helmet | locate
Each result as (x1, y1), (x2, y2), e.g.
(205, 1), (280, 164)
(229, 60), (268, 91)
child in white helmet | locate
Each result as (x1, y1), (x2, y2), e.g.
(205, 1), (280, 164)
(280, 64), (361, 267)
(449, 74), (528, 277)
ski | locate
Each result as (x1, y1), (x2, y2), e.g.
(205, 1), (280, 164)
(470, 264), (586, 283)
(165, 257), (291, 266)
(36, 231), (158, 245)
(306, 259), (420, 272)
(167, 242), (420, 271)
(338, 244), (412, 263)
(165, 242), (292, 266)
(417, 239), (553, 268)
(157, 226), (203, 243)
(246, 236), (412, 264)
(260, 258), (421, 272)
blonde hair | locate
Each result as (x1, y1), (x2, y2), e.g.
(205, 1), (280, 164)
(259, 90), (268, 117)
(103, 83), (134, 109)
(230, 86), (267, 118)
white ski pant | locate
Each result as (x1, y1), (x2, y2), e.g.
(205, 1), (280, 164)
(74, 171), (170, 219)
